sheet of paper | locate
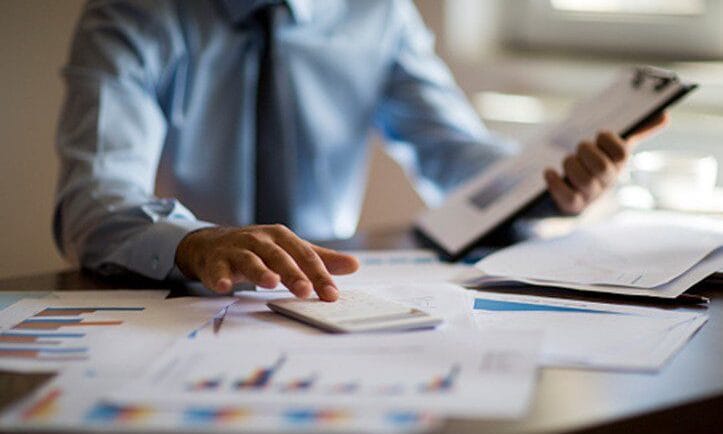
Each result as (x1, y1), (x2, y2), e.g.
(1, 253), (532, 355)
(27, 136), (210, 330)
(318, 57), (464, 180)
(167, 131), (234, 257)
(196, 283), (478, 340)
(476, 218), (723, 289)
(0, 292), (50, 312)
(471, 292), (707, 371)
(109, 329), (540, 419)
(334, 250), (479, 286)
(0, 296), (234, 375)
(255, 249), (478, 296)
(464, 247), (723, 299)
(49, 290), (170, 300)
(0, 371), (440, 433)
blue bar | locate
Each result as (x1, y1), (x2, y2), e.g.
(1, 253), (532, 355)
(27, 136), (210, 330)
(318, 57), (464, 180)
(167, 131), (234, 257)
(0, 331), (85, 338)
(473, 298), (616, 314)
(43, 307), (144, 311)
(21, 318), (83, 323)
(0, 346), (88, 353)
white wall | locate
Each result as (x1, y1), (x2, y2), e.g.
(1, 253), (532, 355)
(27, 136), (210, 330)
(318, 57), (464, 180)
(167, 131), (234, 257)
(0, 0), (86, 279)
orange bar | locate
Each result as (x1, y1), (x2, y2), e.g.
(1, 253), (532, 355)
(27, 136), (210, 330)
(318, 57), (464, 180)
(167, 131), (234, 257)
(13, 321), (123, 330)
(0, 350), (39, 358)
(0, 335), (60, 344)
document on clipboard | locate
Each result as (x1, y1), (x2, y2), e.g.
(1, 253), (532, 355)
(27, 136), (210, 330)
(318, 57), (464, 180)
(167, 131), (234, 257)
(416, 66), (698, 260)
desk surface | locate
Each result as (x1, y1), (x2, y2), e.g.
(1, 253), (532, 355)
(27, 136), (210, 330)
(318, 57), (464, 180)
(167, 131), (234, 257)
(0, 228), (721, 434)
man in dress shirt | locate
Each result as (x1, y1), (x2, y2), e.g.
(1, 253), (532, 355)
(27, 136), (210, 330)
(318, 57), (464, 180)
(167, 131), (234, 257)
(54, 0), (665, 301)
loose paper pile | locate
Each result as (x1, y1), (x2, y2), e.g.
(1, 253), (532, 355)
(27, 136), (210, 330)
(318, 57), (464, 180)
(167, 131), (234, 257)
(468, 212), (723, 298)
(0, 243), (711, 432)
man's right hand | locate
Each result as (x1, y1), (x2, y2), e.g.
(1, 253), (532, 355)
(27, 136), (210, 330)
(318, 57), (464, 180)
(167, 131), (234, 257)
(174, 225), (359, 301)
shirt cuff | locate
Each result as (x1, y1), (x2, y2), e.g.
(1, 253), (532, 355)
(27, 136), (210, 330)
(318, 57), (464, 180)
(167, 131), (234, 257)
(127, 219), (215, 281)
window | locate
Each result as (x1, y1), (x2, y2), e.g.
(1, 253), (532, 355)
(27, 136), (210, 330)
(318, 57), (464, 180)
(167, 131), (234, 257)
(549, 0), (705, 16)
(500, 0), (723, 60)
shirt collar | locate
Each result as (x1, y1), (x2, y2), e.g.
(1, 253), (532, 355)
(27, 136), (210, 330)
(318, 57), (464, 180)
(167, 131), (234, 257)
(219, 0), (312, 25)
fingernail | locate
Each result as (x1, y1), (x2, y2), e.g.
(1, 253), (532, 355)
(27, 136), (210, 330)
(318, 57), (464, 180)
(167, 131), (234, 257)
(216, 278), (232, 293)
(322, 285), (339, 301)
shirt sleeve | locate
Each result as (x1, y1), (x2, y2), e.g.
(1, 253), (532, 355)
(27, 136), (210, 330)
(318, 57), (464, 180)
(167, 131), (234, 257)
(53, 1), (213, 281)
(374, 0), (520, 206)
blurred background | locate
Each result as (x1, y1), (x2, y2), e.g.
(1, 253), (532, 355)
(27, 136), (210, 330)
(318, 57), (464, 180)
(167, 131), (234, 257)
(1, 0), (722, 279)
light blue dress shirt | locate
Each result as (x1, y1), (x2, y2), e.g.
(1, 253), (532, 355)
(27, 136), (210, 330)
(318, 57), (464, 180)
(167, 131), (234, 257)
(54, 0), (518, 281)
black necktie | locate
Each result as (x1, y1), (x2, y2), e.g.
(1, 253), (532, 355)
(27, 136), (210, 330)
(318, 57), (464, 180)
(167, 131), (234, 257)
(254, 4), (295, 226)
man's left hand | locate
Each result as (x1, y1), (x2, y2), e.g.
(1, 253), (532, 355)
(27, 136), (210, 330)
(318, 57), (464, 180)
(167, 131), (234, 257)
(544, 112), (670, 214)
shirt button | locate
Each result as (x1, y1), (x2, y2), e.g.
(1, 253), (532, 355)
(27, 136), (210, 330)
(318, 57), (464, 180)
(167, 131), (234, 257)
(151, 255), (160, 269)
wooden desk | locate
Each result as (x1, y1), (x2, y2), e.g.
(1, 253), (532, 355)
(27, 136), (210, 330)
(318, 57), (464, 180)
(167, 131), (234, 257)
(1, 228), (721, 434)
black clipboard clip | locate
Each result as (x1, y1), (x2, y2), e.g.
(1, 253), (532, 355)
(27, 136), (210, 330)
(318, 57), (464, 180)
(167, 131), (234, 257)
(632, 66), (679, 92)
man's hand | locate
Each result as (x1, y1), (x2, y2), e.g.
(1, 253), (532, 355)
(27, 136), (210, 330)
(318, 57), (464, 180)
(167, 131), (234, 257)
(544, 112), (670, 214)
(175, 225), (359, 301)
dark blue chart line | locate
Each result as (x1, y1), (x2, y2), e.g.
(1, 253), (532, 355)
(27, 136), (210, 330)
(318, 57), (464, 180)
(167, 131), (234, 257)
(473, 298), (619, 314)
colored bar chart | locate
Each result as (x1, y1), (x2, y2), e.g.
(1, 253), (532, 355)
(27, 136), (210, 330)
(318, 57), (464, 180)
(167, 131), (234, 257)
(232, 355), (285, 390)
(283, 408), (348, 425)
(11, 306), (144, 331)
(0, 331), (83, 344)
(33, 307), (145, 317)
(21, 388), (61, 421)
(473, 298), (615, 314)
(1, 305), (145, 364)
(280, 374), (316, 392)
(183, 406), (250, 425)
(13, 318), (123, 330)
(188, 377), (223, 391)
(0, 346), (88, 361)
(85, 403), (153, 423)
(420, 365), (460, 393)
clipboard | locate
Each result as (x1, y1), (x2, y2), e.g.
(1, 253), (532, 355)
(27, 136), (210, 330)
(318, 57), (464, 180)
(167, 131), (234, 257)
(415, 66), (698, 260)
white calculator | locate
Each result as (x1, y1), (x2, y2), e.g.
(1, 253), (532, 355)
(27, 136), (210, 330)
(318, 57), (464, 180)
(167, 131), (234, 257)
(267, 291), (443, 333)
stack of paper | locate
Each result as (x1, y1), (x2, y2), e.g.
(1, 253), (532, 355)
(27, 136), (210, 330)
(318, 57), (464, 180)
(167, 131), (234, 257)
(471, 292), (707, 371)
(0, 247), (712, 433)
(467, 212), (723, 298)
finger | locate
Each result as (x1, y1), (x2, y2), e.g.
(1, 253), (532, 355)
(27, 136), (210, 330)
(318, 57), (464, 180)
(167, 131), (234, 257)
(563, 155), (602, 201)
(544, 169), (585, 215)
(577, 141), (617, 188)
(271, 228), (339, 302)
(312, 245), (360, 275)
(204, 259), (234, 294)
(255, 241), (314, 299)
(596, 131), (628, 166)
(229, 250), (280, 289)
(628, 111), (669, 142)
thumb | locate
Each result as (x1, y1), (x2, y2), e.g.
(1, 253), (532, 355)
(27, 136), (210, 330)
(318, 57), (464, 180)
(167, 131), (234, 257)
(312, 245), (360, 275)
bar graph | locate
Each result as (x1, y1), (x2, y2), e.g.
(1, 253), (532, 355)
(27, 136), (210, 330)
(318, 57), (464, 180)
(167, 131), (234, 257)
(279, 374), (316, 392)
(85, 403), (153, 423)
(188, 377), (223, 391)
(232, 355), (285, 390)
(419, 365), (460, 392)
(283, 408), (348, 425)
(33, 307), (145, 317)
(13, 318), (123, 330)
(0, 347), (88, 361)
(10, 306), (144, 330)
(183, 406), (250, 425)
(0, 331), (84, 345)
(21, 388), (62, 421)
(0, 305), (145, 364)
